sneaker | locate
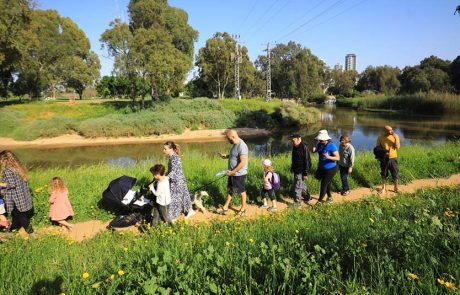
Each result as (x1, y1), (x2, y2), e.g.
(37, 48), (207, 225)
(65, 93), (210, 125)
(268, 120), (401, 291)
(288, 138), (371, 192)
(377, 188), (385, 194)
(326, 198), (333, 203)
(341, 190), (350, 196)
(259, 204), (269, 209)
(268, 206), (278, 212)
(185, 210), (196, 219)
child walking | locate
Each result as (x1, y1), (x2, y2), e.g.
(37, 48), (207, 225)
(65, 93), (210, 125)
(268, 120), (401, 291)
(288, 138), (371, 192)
(338, 135), (355, 196)
(259, 159), (278, 212)
(48, 177), (74, 230)
(149, 164), (172, 225)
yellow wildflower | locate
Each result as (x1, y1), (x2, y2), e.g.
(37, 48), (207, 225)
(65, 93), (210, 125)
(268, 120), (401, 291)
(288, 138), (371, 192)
(225, 241), (231, 247)
(295, 230), (299, 234)
(118, 270), (124, 276)
(123, 247), (128, 252)
(58, 293), (65, 295)
(82, 272), (90, 279)
(444, 282), (457, 290)
(249, 238), (254, 243)
(110, 274), (115, 280)
(408, 273), (417, 280)
(24, 236), (29, 241)
(437, 278), (445, 285)
(369, 218), (375, 223)
(91, 282), (100, 289)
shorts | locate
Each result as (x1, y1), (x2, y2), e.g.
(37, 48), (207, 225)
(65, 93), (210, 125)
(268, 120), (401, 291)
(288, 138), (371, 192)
(261, 188), (275, 201)
(227, 175), (247, 195)
(380, 158), (399, 180)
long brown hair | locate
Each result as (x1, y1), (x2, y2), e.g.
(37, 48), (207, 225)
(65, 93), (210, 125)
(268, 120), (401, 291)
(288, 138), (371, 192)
(164, 141), (181, 156)
(48, 177), (67, 193)
(0, 150), (28, 181)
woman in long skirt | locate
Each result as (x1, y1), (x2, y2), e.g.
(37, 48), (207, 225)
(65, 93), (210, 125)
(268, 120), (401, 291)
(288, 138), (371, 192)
(163, 141), (195, 221)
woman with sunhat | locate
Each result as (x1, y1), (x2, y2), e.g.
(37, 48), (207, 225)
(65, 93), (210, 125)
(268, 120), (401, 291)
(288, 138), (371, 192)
(312, 130), (340, 204)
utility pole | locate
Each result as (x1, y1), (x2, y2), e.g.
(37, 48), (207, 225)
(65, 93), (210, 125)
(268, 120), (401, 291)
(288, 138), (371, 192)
(233, 34), (241, 100)
(265, 42), (272, 101)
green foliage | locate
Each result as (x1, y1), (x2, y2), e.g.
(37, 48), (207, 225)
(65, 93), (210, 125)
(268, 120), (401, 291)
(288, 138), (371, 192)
(255, 41), (326, 99)
(196, 32), (256, 98)
(1, 183), (459, 294)
(337, 93), (460, 114)
(276, 101), (321, 126)
(357, 65), (401, 95)
(328, 68), (358, 97)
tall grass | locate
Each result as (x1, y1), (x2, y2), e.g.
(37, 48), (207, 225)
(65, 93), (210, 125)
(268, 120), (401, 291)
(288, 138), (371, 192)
(0, 185), (458, 294)
(23, 142), (460, 226)
(337, 93), (460, 114)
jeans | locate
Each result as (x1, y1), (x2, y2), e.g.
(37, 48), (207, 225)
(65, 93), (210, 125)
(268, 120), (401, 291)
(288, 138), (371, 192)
(293, 173), (309, 202)
(152, 204), (171, 225)
(10, 208), (33, 233)
(339, 165), (350, 191)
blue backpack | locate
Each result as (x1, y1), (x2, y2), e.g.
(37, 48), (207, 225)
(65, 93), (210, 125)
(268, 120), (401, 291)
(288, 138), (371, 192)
(269, 171), (281, 190)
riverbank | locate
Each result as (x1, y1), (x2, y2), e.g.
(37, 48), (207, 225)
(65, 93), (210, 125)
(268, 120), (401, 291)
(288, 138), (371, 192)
(0, 128), (271, 149)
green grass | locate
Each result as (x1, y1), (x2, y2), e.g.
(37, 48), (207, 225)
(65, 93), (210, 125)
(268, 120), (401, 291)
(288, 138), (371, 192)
(337, 93), (460, 114)
(1, 185), (458, 294)
(23, 141), (460, 226)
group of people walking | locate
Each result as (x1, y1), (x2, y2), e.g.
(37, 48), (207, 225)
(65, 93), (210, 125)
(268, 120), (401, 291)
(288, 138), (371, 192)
(0, 126), (400, 233)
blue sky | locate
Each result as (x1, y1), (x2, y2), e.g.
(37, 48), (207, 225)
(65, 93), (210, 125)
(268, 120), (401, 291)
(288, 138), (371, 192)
(39, 0), (460, 77)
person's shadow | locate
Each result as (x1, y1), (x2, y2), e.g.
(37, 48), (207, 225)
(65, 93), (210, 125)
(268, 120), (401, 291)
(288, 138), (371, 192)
(29, 276), (63, 295)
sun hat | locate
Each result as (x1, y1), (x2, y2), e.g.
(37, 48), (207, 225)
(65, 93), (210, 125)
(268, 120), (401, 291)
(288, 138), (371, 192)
(262, 159), (272, 167)
(315, 130), (332, 141)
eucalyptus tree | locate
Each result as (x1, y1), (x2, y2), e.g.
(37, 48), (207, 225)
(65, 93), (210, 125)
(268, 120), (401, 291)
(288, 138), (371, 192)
(255, 41), (325, 99)
(195, 32), (256, 99)
(101, 0), (198, 103)
(357, 66), (401, 95)
(0, 0), (32, 97)
(14, 9), (100, 98)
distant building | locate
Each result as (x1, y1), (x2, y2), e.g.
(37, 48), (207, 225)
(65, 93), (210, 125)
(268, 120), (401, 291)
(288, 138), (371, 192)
(345, 54), (357, 71)
(334, 63), (343, 71)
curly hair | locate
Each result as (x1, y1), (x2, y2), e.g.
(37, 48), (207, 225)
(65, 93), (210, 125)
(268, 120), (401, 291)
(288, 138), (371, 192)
(0, 150), (28, 181)
(48, 177), (67, 193)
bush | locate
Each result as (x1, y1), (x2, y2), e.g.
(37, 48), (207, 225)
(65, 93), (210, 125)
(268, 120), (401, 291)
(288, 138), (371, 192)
(276, 101), (321, 126)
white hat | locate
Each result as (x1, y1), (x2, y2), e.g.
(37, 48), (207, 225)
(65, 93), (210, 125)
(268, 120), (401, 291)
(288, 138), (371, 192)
(315, 130), (331, 141)
(262, 159), (272, 167)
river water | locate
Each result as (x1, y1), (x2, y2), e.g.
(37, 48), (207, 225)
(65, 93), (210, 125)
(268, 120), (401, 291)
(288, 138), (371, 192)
(10, 106), (460, 169)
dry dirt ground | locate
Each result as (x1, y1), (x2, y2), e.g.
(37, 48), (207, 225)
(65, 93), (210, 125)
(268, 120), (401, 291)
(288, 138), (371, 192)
(3, 173), (459, 242)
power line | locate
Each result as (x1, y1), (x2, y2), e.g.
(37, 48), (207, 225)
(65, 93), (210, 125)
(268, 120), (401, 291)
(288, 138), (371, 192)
(276, 0), (347, 42)
(296, 0), (370, 36)
(242, 0), (281, 40)
(239, 0), (261, 30)
(247, 1), (290, 39)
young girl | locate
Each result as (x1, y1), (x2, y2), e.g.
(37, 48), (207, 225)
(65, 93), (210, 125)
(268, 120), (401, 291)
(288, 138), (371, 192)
(149, 164), (172, 225)
(48, 177), (74, 230)
(0, 150), (34, 233)
(259, 159), (277, 212)
(0, 195), (8, 230)
(338, 135), (355, 196)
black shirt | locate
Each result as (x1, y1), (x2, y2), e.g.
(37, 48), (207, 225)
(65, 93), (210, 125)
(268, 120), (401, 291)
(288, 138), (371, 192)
(291, 142), (312, 176)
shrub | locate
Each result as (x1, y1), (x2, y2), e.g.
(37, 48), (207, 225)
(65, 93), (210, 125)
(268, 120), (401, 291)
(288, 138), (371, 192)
(276, 101), (321, 126)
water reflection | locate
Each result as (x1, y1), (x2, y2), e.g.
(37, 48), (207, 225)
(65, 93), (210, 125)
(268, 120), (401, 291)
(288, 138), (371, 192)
(11, 107), (460, 169)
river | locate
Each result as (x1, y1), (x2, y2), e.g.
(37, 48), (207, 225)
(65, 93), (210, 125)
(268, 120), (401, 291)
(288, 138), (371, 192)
(10, 106), (460, 169)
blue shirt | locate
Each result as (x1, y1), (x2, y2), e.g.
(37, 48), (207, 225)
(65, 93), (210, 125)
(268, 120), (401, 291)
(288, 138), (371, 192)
(316, 142), (338, 170)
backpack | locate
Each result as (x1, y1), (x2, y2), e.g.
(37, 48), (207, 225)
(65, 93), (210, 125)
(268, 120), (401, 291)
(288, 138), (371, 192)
(373, 146), (388, 161)
(268, 171), (281, 190)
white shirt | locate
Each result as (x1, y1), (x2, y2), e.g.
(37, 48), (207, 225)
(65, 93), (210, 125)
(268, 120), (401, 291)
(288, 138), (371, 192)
(149, 176), (171, 206)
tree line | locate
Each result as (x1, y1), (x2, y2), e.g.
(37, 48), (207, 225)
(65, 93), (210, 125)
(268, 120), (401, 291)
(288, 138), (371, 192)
(2, 0), (459, 101)
(0, 0), (100, 99)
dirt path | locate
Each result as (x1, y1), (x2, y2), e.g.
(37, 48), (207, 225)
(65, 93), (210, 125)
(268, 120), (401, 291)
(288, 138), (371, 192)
(4, 173), (460, 242)
(0, 128), (271, 149)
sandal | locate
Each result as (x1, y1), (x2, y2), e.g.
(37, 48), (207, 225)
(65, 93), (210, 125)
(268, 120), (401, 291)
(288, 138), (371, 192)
(235, 209), (247, 216)
(216, 208), (228, 215)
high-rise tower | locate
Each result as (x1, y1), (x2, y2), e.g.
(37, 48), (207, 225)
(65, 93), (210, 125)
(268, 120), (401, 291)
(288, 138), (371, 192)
(345, 54), (357, 71)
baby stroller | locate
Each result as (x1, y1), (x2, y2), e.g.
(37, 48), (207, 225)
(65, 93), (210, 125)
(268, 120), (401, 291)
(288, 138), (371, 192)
(102, 175), (154, 230)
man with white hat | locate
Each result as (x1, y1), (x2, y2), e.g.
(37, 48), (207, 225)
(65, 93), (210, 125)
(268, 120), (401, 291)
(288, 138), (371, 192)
(290, 133), (312, 206)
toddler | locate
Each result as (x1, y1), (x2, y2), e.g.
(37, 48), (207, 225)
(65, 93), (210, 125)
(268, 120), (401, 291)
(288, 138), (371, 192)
(49, 177), (75, 230)
(259, 159), (277, 212)
(149, 164), (172, 225)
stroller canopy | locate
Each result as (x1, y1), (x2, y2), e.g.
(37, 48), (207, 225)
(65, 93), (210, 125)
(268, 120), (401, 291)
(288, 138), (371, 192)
(102, 175), (137, 206)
